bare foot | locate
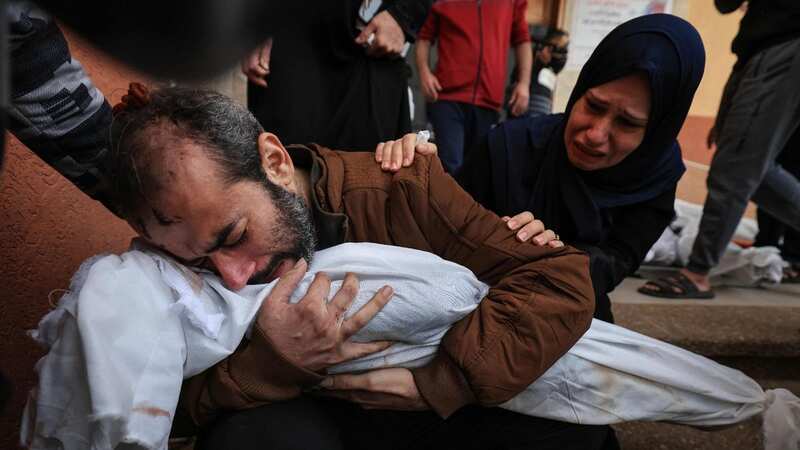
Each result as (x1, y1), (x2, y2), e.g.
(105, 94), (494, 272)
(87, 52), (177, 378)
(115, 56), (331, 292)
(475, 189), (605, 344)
(678, 268), (711, 292)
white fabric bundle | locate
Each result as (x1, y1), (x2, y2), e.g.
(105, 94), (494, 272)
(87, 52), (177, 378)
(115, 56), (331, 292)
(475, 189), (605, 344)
(644, 199), (785, 286)
(22, 243), (800, 450)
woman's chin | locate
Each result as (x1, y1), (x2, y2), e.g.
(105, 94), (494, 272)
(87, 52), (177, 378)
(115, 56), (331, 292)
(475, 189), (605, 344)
(567, 151), (597, 171)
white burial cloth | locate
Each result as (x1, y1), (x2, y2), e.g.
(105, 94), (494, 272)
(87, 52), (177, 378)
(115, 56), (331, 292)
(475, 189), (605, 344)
(22, 243), (800, 450)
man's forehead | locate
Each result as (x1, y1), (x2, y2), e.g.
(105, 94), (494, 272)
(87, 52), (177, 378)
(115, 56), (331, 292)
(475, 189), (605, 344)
(137, 176), (238, 254)
(141, 205), (235, 259)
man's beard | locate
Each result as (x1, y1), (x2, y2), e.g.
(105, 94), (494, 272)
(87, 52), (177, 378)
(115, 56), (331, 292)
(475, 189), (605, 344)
(248, 179), (318, 285)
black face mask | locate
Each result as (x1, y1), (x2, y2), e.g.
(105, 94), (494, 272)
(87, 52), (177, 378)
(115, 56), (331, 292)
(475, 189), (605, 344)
(549, 51), (568, 74)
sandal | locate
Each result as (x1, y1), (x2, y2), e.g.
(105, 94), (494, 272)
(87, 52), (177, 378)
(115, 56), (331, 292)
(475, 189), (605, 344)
(637, 272), (715, 299)
(784, 264), (800, 284)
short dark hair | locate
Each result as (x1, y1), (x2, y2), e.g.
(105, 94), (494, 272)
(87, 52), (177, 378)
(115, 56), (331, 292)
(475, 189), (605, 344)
(109, 86), (265, 218)
(544, 27), (569, 43)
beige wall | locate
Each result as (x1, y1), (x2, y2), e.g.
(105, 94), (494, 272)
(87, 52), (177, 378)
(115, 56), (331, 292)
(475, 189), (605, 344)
(552, 0), (743, 118)
(684, 1), (742, 117)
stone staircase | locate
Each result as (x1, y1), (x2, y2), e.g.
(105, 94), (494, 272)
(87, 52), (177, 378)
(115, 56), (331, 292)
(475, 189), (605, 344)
(609, 275), (800, 450)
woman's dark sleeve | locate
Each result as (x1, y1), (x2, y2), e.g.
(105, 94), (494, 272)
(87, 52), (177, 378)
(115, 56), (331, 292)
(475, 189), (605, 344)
(456, 137), (502, 214)
(573, 189), (676, 297)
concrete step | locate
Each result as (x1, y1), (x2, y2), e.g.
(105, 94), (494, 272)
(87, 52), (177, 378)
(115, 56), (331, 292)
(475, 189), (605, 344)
(608, 276), (800, 450)
(612, 302), (800, 387)
(613, 418), (762, 450)
(612, 278), (800, 389)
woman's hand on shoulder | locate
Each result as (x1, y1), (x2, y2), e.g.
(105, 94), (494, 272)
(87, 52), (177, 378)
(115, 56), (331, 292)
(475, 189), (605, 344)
(375, 133), (437, 172)
(503, 211), (564, 248)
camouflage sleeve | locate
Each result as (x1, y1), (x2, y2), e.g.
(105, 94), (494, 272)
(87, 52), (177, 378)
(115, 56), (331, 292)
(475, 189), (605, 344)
(6, 2), (118, 214)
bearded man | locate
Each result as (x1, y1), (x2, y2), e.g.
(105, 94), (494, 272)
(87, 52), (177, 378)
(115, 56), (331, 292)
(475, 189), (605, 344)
(107, 85), (612, 450)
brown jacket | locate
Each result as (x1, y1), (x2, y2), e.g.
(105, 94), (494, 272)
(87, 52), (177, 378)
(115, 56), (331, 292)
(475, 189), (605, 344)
(180, 144), (594, 423)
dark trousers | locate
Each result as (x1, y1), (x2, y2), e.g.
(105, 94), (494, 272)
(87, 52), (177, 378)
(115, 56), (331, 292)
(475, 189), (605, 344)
(427, 100), (500, 175)
(688, 37), (800, 274)
(195, 396), (617, 450)
(755, 209), (800, 264)
(755, 126), (800, 264)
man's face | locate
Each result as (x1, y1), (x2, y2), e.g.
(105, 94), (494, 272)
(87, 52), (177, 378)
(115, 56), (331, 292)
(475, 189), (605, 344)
(131, 139), (316, 291)
(536, 35), (569, 68)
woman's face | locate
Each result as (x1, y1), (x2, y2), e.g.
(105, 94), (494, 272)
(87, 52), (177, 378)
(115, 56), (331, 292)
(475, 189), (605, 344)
(564, 72), (651, 171)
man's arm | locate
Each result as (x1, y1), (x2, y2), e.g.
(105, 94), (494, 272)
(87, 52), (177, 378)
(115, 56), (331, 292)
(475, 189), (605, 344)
(415, 8), (441, 101)
(507, 0), (532, 116)
(514, 42), (533, 87)
(508, 41), (532, 116)
(416, 40), (442, 102)
(179, 325), (324, 425)
(405, 155), (594, 417)
(510, 0), (531, 84)
(7, 4), (117, 213)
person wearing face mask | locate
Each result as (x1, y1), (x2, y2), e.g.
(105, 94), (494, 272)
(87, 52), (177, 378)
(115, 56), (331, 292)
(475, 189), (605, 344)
(377, 14), (705, 323)
(506, 26), (569, 119)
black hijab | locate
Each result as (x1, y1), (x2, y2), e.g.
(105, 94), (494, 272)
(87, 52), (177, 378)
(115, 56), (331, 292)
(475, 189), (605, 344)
(471, 14), (705, 242)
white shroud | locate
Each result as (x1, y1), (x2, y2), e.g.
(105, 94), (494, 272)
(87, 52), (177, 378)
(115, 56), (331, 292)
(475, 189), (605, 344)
(21, 243), (800, 450)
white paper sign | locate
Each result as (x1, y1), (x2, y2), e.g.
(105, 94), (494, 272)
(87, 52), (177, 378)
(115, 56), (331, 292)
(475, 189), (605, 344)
(567, 0), (673, 69)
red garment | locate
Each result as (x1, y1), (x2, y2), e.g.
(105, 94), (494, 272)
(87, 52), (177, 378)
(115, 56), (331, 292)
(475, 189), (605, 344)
(419, 0), (530, 111)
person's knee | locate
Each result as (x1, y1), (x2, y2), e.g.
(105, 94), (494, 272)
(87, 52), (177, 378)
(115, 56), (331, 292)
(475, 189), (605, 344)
(195, 397), (342, 450)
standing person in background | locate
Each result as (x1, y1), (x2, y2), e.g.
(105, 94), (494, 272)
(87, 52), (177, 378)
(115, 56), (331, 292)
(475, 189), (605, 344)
(524, 27), (569, 118)
(416, 0), (532, 175)
(242, 0), (431, 151)
(640, 0), (800, 299)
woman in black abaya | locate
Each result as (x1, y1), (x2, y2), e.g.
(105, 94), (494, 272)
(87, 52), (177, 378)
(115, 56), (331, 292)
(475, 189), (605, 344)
(376, 14), (706, 322)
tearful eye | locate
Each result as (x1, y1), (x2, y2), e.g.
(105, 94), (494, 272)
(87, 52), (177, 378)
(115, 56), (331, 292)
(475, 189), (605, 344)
(618, 118), (646, 129)
(585, 100), (603, 113)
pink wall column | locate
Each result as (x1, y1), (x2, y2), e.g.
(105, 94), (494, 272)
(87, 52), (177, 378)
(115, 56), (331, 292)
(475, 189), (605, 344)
(0, 28), (144, 446)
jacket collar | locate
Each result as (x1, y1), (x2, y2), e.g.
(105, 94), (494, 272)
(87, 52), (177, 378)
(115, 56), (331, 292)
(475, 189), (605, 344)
(287, 144), (349, 251)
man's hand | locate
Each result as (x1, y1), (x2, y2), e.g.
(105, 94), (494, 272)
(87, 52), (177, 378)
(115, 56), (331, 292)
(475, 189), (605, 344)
(355, 11), (406, 58)
(375, 132), (438, 172)
(257, 259), (395, 372)
(419, 69), (442, 102)
(508, 81), (530, 117)
(241, 38), (273, 88)
(317, 368), (429, 410)
(502, 211), (564, 247)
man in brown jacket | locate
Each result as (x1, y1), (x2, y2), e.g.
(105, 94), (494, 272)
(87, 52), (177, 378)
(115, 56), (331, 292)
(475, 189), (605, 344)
(109, 86), (613, 449)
